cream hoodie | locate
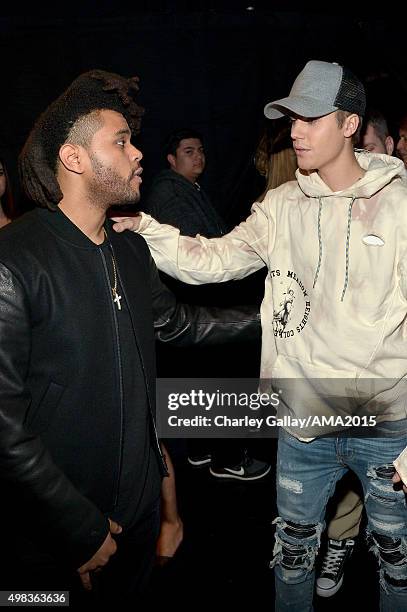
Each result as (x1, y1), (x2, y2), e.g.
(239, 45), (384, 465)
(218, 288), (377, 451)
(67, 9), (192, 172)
(136, 151), (407, 462)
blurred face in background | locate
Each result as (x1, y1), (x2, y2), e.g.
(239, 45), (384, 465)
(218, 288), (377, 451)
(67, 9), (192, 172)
(361, 123), (394, 155)
(0, 161), (6, 200)
(167, 138), (205, 183)
(397, 121), (407, 168)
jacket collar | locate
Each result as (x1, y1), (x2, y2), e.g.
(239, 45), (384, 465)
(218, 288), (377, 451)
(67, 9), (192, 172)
(155, 168), (201, 189)
(36, 206), (109, 250)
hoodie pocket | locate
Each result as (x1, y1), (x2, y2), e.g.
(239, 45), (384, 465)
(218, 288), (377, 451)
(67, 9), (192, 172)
(25, 381), (66, 435)
(270, 354), (360, 420)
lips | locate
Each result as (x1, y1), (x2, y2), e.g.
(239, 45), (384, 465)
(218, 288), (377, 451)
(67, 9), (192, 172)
(131, 168), (143, 181)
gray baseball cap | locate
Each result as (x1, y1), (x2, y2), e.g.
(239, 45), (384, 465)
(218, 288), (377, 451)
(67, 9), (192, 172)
(264, 60), (366, 120)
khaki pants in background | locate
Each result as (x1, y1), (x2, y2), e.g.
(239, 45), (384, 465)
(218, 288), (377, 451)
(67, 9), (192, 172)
(327, 472), (364, 540)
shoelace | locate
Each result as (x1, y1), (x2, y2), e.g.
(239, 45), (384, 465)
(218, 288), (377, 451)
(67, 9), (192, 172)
(321, 545), (348, 576)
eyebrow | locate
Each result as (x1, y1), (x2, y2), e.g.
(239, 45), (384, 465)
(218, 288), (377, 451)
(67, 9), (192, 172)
(114, 128), (131, 137)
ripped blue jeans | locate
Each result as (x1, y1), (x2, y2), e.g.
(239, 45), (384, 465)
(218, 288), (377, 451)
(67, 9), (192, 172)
(271, 425), (407, 612)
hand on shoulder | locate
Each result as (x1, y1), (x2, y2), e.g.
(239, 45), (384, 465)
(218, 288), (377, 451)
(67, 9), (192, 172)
(111, 215), (142, 233)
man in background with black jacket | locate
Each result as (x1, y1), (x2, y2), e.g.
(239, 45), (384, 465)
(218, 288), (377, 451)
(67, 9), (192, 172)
(144, 127), (270, 480)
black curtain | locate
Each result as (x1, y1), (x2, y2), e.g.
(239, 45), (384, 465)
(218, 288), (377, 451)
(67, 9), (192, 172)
(1, 7), (405, 219)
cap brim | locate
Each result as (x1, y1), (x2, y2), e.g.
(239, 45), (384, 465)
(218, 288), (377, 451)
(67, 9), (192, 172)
(264, 96), (337, 119)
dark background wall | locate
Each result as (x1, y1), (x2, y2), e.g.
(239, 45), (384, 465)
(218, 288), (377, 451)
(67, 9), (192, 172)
(1, 3), (406, 223)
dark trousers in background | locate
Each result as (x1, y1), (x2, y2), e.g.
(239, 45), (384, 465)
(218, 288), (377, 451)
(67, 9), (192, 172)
(188, 438), (244, 468)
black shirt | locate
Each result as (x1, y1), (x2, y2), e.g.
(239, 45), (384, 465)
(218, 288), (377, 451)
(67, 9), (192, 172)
(100, 239), (161, 529)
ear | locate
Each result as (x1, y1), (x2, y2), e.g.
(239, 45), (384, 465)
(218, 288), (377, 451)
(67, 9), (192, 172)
(167, 153), (177, 170)
(343, 114), (360, 139)
(59, 143), (84, 174)
(385, 136), (394, 156)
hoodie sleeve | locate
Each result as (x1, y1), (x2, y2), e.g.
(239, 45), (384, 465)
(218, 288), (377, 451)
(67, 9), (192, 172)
(136, 199), (273, 285)
(398, 257), (407, 300)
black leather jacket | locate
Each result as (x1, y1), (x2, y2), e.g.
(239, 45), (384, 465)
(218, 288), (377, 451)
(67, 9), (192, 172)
(0, 207), (260, 567)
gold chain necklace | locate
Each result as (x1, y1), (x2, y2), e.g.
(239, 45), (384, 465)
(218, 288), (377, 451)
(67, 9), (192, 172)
(103, 228), (122, 310)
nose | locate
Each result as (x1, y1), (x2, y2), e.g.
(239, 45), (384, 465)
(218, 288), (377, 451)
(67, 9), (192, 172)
(291, 119), (305, 140)
(130, 143), (143, 162)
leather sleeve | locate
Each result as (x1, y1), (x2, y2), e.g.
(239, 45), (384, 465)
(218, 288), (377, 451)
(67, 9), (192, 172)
(149, 254), (261, 346)
(0, 263), (109, 568)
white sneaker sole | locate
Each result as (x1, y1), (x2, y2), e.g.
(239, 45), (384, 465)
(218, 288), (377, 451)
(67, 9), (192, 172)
(187, 457), (211, 467)
(316, 575), (344, 598)
(209, 465), (271, 481)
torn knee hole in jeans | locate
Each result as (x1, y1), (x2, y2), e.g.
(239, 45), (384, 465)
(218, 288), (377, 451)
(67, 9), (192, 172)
(366, 463), (402, 506)
(367, 531), (407, 591)
(270, 517), (322, 571)
(369, 532), (407, 565)
(367, 464), (396, 481)
(283, 520), (318, 539)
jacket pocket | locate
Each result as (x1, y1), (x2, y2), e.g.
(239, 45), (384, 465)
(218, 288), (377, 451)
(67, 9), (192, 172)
(25, 382), (66, 435)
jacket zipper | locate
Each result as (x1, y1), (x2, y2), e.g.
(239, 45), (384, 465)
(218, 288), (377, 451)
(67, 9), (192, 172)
(114, 258), (168, 475)
(99, 248), (124, 507)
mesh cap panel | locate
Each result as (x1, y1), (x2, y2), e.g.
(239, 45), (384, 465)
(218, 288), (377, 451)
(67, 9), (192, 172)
(335, 67), (366, 116)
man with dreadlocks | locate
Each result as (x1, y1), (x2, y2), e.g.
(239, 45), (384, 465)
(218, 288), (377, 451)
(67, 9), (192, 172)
(0, 70), (259, 605)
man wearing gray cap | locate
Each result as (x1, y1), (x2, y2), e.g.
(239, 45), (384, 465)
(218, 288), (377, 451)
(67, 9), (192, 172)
(114, 60), (407, 611)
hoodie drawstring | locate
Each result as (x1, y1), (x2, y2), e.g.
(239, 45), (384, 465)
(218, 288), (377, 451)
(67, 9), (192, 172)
(312, 197), (323, 289)
(341, 197), (356, 301)
(313, 196), (356, 301)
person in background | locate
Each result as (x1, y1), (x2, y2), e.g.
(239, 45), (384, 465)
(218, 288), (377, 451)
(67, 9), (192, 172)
(254, 118), (297, 202)
(396, 113), (407, 169)
(359, 108), (394, 155)
(0, 154), (17, 228)
(155, 444), (183, 564)
(145, 128), (270, 480)
(144, 128), (227, 238)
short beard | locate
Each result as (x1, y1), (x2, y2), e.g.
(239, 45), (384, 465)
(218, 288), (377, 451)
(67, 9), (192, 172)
(88, 153), (140, 211)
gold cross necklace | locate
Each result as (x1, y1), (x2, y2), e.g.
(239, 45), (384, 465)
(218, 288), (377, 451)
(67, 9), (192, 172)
(103, 228), (122, 310)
